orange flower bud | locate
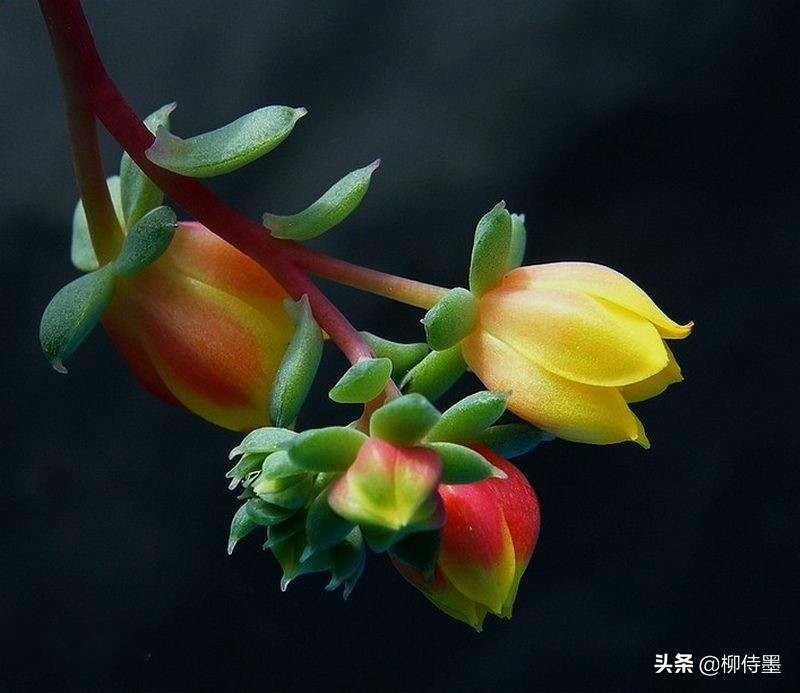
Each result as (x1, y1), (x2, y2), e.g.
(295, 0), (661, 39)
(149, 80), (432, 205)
(462, 262), (692, 447)
(102, 221), (294, 430)
(394, 447), (540, 630)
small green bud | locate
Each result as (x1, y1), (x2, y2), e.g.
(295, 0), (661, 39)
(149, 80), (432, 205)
(39, 264), (116, 373)
(288, 426), (367, 473)
(269, 295), (323, 427)
(469, 201), (513, 296)
(421, 287), (478, 351)
(369, 393), (441, 446)
(328, 357), (393, 404)
(145, 105), (306, 177)
(264, 160), (380, 241)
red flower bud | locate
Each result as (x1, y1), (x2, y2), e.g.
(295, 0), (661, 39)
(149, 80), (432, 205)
(394, 446), (540, 630)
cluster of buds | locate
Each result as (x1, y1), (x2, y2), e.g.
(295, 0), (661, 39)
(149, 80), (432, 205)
(39, 81), (691, 627)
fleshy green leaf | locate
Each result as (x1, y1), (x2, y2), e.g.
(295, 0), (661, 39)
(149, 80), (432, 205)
(269, 295), (323, 428)
(477, 423), (554, 458)
(245, 498), (296, 526)
(359, 332), (429, 381)
(507, 213), (527, 271)
(469, 201), (513, 296)
(426, 441), (505, 484)
(369, 394), (441, 446)
(328, 357), (393, 404)
(425, 390), (509, 444)
(265, 160), (380, 240)
(229, 427), (298, 459)
(421, 287), (478, 351)
(328, 528), (366, 598)
(227, 503), (260, 555)
(226, 452), (265, 490)
(39, 264), (115, 373)
(304, 488), (356, 555)
(111, 206), (176, 276)
(252, 473), (314, 510)
(400, 344), (467, 401)
(145, 105), (306, 177)
(258, 450), (308, 480)
(120, 103), (174, 227)
(264, 512), (307, 550)
(288, 426), (367, 473)
(70, 176), (124, 272)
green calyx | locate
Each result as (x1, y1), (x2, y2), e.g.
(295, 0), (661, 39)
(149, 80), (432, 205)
(421, 287), (478, 351)
(468, 202), (528, 295)
(328, 357), (393, 404)
(265, 160), (380, 241)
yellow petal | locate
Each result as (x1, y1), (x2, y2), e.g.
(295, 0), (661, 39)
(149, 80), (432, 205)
(463, 330), (649, 447)
(621, 343), (683, 403)
(503, 263), (692, 339)
(478, 286), (669, 387)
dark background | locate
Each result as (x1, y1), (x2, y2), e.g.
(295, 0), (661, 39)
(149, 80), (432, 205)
(1, 1), (797, 691)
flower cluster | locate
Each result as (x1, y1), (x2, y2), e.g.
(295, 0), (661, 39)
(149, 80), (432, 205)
(37, 25), (692, 629)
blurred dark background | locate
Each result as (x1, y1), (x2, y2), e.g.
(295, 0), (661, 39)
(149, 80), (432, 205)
(1, 1), (797, 691)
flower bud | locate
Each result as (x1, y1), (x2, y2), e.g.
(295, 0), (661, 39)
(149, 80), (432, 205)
(327, 437), (444, 550)
(462, 262), (692, 447)
(102, 221), (294, 431)
(393, 447), (540, 631)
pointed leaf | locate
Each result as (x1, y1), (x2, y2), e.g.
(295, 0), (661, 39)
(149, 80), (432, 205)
(477, 423), (554, 458)
(400, 344), (466, 401)
(426, 441), (505, 484)
(265, 160), (380, 240)
(288, 426), (367, 473)
(328, 357), (393, 404)
(145, 105), (306, 177)
(259, 450), (308, 479)
(227, 503), (260, 555)
(112, 206), (176, 276)
(469, 201), (512, 295)
(359, 332), (429, 381)
(120, 102), (174, 227)
(305, 488), (355, 553)
(245, 498), (295, 526)
(425, 390), (509, 444)
(229, 427), (298, 459)
(328, 528), (366, 598)
(39, 265), (115, 373)
(269, 295), (323, 427)
(369, 393), (441, 446)
(421, 287), (478, 351)
(507, 213), (527, 271)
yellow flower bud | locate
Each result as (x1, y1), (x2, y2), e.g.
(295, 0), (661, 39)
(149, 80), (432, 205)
(462, 262), (692, 447)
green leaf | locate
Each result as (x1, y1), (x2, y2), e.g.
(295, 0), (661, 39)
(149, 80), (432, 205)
(358, 332), (429, 381)
(264, 512), (307, 550)
(70, 176), (124, 272)
(507, 213), (527, 271)
(111, 206), (176, 276)
(328, 528), (366, 598)
(226, 452), (265, 490)
(469, 201), (512, 295)
(227, 503), (260, 555)
(426, 441), (505, 484)
(421, 287), (478, 351)
(259, 450), (308, 479)
(229, 427), (298, 459)
(269, 295), (323, 427)
(145, 105), (306, 177)
(39, 264), (115, 373)
(328, 357), (393, 404)
(253, 473), (315, 510)
(425, 390), (509, 444)
(304, 488), (355, 554)
(120, 102), (174, 227)
(369, 393), (441, 446)
(288, 426), (367, 473)
(245, 497), (296, 526)
(389, 530), (441, 579)
(400, 344), (467, 401)
(265, 160), (380, 240)
(477, 423), (554, 458)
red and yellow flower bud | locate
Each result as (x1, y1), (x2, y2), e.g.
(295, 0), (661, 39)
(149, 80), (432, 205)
(462, 262), (692, 447)
(102, 221), (294, 431)
(394, 447), (540, 630)
(328, 437), (444, 541)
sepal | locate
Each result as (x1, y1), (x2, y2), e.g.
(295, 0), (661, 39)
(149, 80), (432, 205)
(507, 213), (527, 271)
(269, 295), (323, 427)
(328, 357), (393, 404)
(304, 487), (356, 554)
(359, 332), (429, 381)
(264, 160), (380, 240)
(421, 287), (478, 351)
(111, 206), (176, 276)
(424, 390), (508, 444)
(425, 442), (506, 484)
(229, 427), (298, 459)
(287, 426), (367, 473)
(369, 393), (441, 446)
(469, 202), (512, 296)
(476, 424), (554, 458)
(39, 264), (115, 373)
(145, 105), (306, 177)
(400, 344), (467, 401)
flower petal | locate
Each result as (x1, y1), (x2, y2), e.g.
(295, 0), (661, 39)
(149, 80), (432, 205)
(621, 343), (683, 403)
(478, 285), (669, 386)
(503, 263), (692, 339)
(463, 330), (650, 447)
